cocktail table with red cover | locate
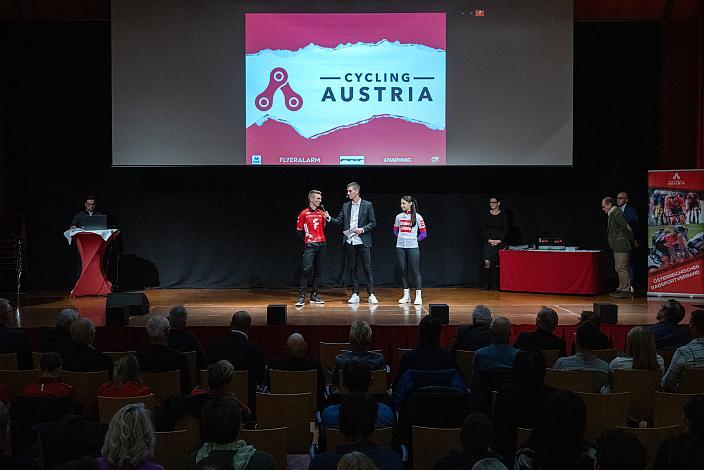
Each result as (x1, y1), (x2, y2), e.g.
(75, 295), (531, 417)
(64, 229), (119, 297)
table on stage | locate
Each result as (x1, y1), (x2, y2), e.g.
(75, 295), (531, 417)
(63, 228), (119, 297)
(499, 249), (606, 295)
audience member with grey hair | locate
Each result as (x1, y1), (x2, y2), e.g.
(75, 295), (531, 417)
(471, 458), (507, 470)
(98, 355), (152, 398)
(269, 333), (325, 409)
(513, 306), (567, 356)
(337, 451), (378, 470)
(0, 297), (32, 369)
(63, 318), (113, 375)
(98, 403), (163, 470)
(332, 319), (386, 385)
(41, 308), (79, 359)
(451, 304), (493, 354)
(136, 316), (191, 394)
(167, 305), (207, 368)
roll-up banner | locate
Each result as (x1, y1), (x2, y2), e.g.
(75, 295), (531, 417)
(648, 169), (704, 297)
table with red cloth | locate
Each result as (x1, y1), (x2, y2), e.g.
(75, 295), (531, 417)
(63, 228), (119, 297)
(499, 249), (606, 295)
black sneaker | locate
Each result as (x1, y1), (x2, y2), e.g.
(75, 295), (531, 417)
(310, 293), (325, 304)
(295, 295), (305, 307)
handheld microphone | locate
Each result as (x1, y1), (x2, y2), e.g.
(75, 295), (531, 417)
(320, 204), (325, 212)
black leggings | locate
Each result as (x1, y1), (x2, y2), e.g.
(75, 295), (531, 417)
(396, 247), (421, 289)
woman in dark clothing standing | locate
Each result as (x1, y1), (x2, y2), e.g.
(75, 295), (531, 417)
(482, 196), (508, 290)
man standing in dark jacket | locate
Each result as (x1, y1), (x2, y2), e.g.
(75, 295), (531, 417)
(603, 196), (635, 298)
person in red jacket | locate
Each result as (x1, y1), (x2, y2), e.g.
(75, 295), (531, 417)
(295, 189), (331, 307)
(21, 352), (73, 398)
(97, 355), (152, 398)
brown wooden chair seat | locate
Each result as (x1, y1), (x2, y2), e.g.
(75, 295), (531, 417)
(256, 392), (313, 453)
(0, 369), (40, 402)
(97, 394), (158, 424)
(545, 368), (601, 393)
(617, 425), (681, 470)
(653, 391), (700, 428)
(612, 368), (662, 419)
(154, 430), (190, 470)
(140, 370), (180, 402)
(198, 368), (249, 406)
(412, 426), (461, 470)
(456, 350), (475, 385)
(574, 392), (630, 443)
(0, 353), (17, 370)
(62, 370), (110, 415)
(241, 427), (287, 470)
(269, 369), (319, 418)
(319, 342), (350, 385)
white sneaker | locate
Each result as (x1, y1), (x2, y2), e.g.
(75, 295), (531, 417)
(413, 290), (422, 305)
(368, 294), (379, 304)
(347, 293), (360, 304)
(399, 289), (411, 304)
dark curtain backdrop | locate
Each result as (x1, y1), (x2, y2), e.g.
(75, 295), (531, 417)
(0, 21), (660, 290)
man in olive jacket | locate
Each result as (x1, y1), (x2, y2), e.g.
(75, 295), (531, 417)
(602, 196), (635, 298)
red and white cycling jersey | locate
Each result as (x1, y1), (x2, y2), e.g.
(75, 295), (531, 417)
(296, 208), (327, 244)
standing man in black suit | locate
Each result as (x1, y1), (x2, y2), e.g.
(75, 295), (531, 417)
(0, 298), (32, 369)
(328, 182), (378, 304)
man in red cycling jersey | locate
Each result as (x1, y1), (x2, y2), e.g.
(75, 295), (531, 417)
(296, 190), (330, 307)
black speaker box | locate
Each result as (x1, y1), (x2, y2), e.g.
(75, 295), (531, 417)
(267, 304), (287, 325)
(106, 292), (150, 316)
(105, 306), (129, 327)
(593, 303), (618, 324)
(429, 304), (450, 324)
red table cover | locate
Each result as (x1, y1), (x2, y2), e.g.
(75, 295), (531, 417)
(70, 231), (118, 297)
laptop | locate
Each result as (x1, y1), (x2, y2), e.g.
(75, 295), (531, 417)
(81, 215), (108, 230)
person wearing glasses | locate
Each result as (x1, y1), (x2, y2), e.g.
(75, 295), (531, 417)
(481, 196), (508, 290)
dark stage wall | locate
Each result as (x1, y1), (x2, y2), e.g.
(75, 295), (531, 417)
(0, 21), (660, 290)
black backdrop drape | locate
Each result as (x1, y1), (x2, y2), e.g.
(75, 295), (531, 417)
(0, 21), (660, 290)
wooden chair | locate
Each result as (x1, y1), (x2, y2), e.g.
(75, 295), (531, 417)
(412, 426), (461, 470)
(575, 392), (630, 443)
(618, 425), (681, 470)
(105, 351), (136, 363)
(141, 370), (180, 402)
(653, 391), (700, 428)
(0, 369), (40, 402)
(516, 427), (532, 449)
(62, 370), (109, 415)
(593, 349), (619, 363)
(325, 427), (392, 451)
(396, 347), (413, 365)
(545, 369), (601, 393)
(256, 392), (313, 453)
(319, 342), (350, 384)
(612, 369), (662, 419)
(338, 369), (389, 395)
(241, 427), (287, 470)
(32, 352), (43, 370)
(154, 430), (190, 470)
(679, 367), (704, 393)
(456, 350), (474, 386)
(658, 349), (676, 371)
(97, 394), (158, 424)
(269, 369), (318, 417)
(0, 353), (17, 370)
(182, 351), (197, 390)
(174, 414), (202, 454)
(541, 349), (560, 368)
(198, 369), (249, 406)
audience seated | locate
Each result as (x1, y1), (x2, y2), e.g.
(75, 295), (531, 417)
(570, 311), (612, 355)
(492, 351), (557, 460)
(394, 315), (457, 387)
(136, 316), (191, 394)
(593, 429), (646, 470)
(41, 308), (80, 358)
(97, 355), (152, 397)
(651, 299), (690, 349)
(207, 311), (265, 411)
(514, 391), (595, 470)
(34, 415), (108, 468)
(471, 458), (507, 470)
(336, 451), (378, 470)
(513, 307), (567, 357)
(332, 320), (386, 385)
(189, 360), (251, 421)
(309, 392), (403, 470)
(472, 317), (518, 371)
(653, 395), (704, 469)
(167, 305), (208, 369)
(63, 318), (113, 374)
(602, 326), (663, 393)
(0, 401), (39, 470)
(431, 412), (507, 470)
(188, 396), (276, 470)
(0, 297), (32, 369)
(21, 352), (73, 398)
(98, 403), (163, 470)
(450, 304), (493, 353)
(553, 321), (609, 389)
(269, 332), (325, 408)
(662, 309), (704, 392)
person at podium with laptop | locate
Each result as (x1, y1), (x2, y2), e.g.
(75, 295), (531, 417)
(69, 194), (104, 229)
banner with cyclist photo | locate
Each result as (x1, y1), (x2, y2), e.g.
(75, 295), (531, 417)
(648, 169), (704, 296)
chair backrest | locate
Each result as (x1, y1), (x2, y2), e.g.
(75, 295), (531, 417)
(174, 414), (202, 454)
(198, 369), (249, 406)
(396, 348), (413, 368)
(617, 425), (681, 470)
(319, 342), (350, 384)
(516, 427), (532, 449)
(154, 430), (190, 470)
(62, 370), (109, 415)
(574, 392), (630, 443)
(269, 369), (318, 417)
(679, 367), (704, 394)
(541, 349), (560, 368)
(256, 392), (313, 453)
(338, 369), (389, 395)
(412, 426), (461, 470)
(140, 370), (180, 402)
(32, 352), (43, 370)
(97, 394), (158, 424)
(657, 349), (676, 371)
(241, 427), (287, 470)
(455, 350), (474, 385)
(325, 427), (393, 452)
(545, 369), (600, 393)
(612, 369), (662, 419)
(653, 391), (700, 428)
(0, 353), (17, 370)
(104, 351), (136, 363)
(0, 369), (40, 402)
(593, 349), (619, 363)
(182, 351), (197, 391)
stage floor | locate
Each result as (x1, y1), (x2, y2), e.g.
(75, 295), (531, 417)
(2, 287), (695, 328)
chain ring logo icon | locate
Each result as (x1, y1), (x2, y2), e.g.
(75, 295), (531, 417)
(255, 67), (303, 111)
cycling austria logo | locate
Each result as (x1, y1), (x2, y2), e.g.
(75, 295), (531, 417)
(255, 67), (303, 111)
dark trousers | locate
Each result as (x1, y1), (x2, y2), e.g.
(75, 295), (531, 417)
(300, 243), (326, 294)
(346, 243), (374, 294)
(396, 247), (421, 289)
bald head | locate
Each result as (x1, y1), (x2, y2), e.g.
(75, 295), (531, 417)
(56, 308), (79, 330)
(231, 311), (251, 332)
(286, 333), (307, 358)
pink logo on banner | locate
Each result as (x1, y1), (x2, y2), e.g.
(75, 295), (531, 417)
(255, 67), (303, 112)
